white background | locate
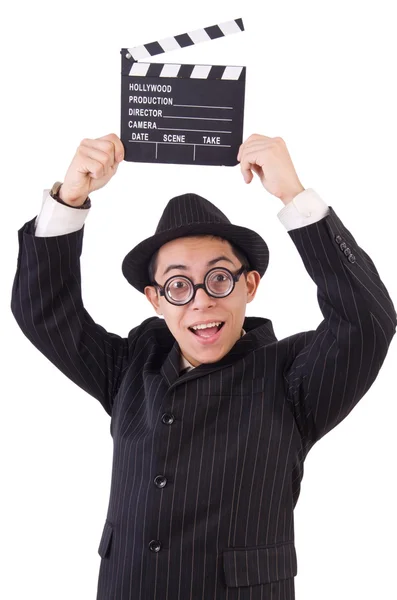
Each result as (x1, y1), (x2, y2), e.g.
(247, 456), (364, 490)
(2, 0), (396, 598)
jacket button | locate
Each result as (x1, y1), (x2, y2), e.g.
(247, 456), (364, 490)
(161, 413), (175, 425)
(154, 475), (167, 488)
(344, 247), (351, 256)
(340, 242), (347, 251)
(348, 254), (356, 263)
(149, 539), (162, 552)
(335, 235), (342, 244)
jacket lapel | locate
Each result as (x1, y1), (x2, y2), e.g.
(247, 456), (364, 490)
(160, 316), (276, 391)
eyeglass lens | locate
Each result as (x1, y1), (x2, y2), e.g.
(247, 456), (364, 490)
(165, 269), (234, 304)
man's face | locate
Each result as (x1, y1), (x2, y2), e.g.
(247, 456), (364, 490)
(144, 236), (260, 367)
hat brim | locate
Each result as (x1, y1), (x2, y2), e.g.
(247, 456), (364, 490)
(121, 222), (269, 293)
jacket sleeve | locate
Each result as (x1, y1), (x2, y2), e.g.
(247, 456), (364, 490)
(10, 216), (140, 416)
(282, 206), (397, 455)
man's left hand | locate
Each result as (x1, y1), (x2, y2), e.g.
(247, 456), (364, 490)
(237, 134), (305, 205)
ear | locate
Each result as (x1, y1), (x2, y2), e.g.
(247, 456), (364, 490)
(246, 271), (261, 304)
(144, 285), (162, 315)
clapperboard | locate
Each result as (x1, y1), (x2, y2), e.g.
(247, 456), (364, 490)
(120, 19), (246, 166)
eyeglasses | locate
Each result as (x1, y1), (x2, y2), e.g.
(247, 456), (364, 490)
(151, 265), (247, 306)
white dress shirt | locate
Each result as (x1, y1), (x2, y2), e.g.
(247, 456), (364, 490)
(34, 187), (330, 373)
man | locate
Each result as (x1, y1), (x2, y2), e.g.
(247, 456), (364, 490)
(11, 133), (396, 599)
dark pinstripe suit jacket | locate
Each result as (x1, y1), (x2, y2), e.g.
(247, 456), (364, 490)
(11, 207), (396, 599)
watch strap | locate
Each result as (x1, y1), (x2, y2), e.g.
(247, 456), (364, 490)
(50, 181), (91, 209)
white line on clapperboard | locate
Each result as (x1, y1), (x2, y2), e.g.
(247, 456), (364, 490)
(174, 104), (233, 109)
(128, 140), (232, 161)
(126, 18), (244, 160)
(128, 111), (234, 154)
(161, 104), (232, 135)
(129, 107), (234, 154)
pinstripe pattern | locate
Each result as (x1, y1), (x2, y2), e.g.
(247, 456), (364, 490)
(10, 207), (396, 599)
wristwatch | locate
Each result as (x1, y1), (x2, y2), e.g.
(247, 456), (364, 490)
(50, 181), (91, 209)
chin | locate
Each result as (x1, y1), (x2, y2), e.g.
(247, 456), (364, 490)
(196, 346), (228, 363)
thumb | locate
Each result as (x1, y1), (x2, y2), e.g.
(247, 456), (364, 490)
(243, 169), (253, 184)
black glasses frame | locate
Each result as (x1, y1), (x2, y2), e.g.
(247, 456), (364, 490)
(151, 265), (247, 306)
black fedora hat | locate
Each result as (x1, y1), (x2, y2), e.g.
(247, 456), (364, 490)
(121, 192), (269, 293)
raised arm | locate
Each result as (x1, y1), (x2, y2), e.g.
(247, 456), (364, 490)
(237, 133), (397, 452)
(282, 208), (396, 452)
(10, 134), (138, 416)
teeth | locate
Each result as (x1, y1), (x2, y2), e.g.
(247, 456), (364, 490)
(191, 321), (222, 330)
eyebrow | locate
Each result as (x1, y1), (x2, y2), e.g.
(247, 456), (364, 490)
(162, 255), (236, 277)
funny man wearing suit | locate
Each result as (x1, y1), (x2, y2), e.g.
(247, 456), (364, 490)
(11, 133), (396, 599)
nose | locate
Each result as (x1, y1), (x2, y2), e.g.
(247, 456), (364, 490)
(191, 286), (216, 309)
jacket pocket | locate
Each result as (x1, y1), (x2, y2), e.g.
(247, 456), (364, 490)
(98, 520), (113, 559)
(222, 540), (297, 587)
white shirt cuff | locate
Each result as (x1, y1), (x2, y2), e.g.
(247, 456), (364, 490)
(34, 189), (91, 237)
(277, 188), (329, 231)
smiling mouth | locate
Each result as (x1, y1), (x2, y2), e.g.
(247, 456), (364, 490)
(188, 322), (225, 336)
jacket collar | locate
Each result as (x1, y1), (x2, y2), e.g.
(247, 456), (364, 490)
(179, 328), (246, 372)
(160, 317), (276, 392)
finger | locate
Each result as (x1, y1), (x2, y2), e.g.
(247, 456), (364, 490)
(76, 155), (109, 179)
(251, 163), (263, 178)
(79, 144), (116, 170)
(242, 169), (254, 183)
(88, 159), (106, 180)
(242, 169), (254, 184)
(240, 160), (254, 183)
(239, 149), (264, 171)
(80, 138), (118, 167)
(245, 133), (273, 143)
(240, 146), (269, 183)
(239, 148), (267, 170)
(238, 139), (272, 155)
(98, 133), (125, 162)
(240, 134), (272, 152)
(237, 142), (244, 162)
(237, 140), (273, 162)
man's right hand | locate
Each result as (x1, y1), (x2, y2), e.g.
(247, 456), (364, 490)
(58, 133), (125, 207)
